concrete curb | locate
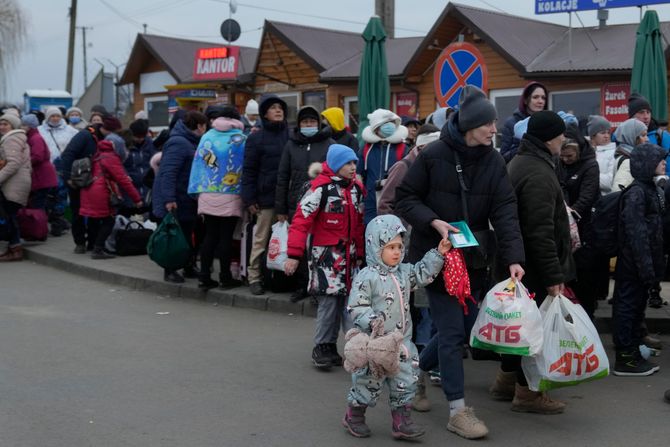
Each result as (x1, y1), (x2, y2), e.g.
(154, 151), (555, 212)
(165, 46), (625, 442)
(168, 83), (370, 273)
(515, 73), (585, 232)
(22, 245), (670, 333)
(23, 247), (318, 318)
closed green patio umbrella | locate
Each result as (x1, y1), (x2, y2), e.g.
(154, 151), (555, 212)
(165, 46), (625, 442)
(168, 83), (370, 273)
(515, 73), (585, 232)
(631, 10), (668, 121)
(357, 16), (390, 142)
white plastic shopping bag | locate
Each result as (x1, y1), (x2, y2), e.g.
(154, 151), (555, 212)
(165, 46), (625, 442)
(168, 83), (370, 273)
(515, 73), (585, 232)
(266, 221), (289, 271)
(470, 278), (543, 356)
(522, 294), (609, 391)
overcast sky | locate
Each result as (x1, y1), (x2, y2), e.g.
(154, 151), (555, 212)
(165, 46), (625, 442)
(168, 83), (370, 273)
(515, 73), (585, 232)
(7, 0), (670, 103)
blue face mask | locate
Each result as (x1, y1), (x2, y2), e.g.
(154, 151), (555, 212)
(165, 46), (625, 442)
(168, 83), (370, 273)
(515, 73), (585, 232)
(69, 116), (81, 124)
(379, 122), (396, 138)
(300, 126), (318, 137)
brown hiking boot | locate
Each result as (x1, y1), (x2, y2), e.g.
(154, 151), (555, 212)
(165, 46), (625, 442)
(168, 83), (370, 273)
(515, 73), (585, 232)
(447, 407), (489, 439)
(342, 404), (371, 438)
(412, 371), (431, 412)
(0, 245), (23, 262)
(489, 369), (516, 401)
(511, 384), (566, 414)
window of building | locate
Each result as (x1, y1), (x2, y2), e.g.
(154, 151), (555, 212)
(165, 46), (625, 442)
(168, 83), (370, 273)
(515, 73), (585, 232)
(303, 91), (326, 114)
(344, 96), (359, 135)
(145, 96), (169, 129)
(275, 92), (300, 126)
(490, 88), (523, 148)
(550, 89), (600, 131)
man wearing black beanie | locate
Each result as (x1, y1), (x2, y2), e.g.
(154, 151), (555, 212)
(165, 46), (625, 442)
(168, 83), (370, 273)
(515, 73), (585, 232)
(504, 110), (574, 414)
(628, 92), (652, 126)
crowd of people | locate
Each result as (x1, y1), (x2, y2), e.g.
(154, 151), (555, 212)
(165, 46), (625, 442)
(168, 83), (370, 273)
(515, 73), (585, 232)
(1, 84), (670, 440)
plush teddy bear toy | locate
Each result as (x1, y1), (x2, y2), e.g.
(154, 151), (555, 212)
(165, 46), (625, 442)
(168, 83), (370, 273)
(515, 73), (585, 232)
(343, 320), (403, 379)
(367, 330), (403, 379)
(343, 328), (370, 373)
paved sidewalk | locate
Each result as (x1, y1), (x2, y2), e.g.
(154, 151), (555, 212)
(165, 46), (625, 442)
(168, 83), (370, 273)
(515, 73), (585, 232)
(20, 236), (316, 318)
(19, 235), (670, 332)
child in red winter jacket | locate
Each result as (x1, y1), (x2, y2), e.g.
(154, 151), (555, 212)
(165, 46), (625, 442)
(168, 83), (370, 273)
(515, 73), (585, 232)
(284, 144), (365, 369)
(80, 140), (142, 259)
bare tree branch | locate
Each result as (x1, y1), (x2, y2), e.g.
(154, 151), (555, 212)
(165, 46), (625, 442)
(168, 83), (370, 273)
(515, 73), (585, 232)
(0, 0), (27, 97)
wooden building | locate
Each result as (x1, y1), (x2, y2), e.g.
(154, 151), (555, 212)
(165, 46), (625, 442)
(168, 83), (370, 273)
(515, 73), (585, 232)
(119, 2), (670, 136)
(119, 34), (258, 129)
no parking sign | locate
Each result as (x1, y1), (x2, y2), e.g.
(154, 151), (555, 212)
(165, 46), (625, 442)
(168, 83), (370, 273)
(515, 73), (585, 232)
(433, 42), (488, 108)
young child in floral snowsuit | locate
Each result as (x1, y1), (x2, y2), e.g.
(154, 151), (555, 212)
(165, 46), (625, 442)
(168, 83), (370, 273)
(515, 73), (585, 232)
(284, 144), (365, 369)
(343, 214), (450, 439)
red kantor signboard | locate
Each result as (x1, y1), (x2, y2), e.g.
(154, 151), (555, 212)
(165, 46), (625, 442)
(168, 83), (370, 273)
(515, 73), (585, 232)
(601, 82), (630, 129)
(193, 46), (240, 81)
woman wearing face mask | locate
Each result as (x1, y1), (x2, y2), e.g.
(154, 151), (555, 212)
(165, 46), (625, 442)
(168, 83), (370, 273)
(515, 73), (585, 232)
(275, 106), (335, 301)
(276, 106), (335, 223)
(359, 109), (408, 224)
(38, 107), (79, 165)
(37, 107), (78, 237)
(65, 107), (89, 131)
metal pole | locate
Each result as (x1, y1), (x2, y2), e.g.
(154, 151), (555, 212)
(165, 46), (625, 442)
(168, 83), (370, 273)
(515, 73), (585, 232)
(115, 66), (119, 117)
(568, 12), (572, 65)
(65, 0), (77, 93)
(82, 26), (89, 90)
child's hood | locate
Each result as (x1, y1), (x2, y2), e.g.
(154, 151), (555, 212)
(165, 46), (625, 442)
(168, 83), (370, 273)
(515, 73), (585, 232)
(365, 215), (406, 271)
(631, 143), (666, 183)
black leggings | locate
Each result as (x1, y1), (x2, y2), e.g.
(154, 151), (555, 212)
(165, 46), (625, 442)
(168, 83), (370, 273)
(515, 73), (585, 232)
(199, 215), (239, 279)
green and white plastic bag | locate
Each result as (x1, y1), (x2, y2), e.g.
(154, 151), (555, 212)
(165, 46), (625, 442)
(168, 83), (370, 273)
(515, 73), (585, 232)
(522, 294), (609, 391)
(470, 279), (543, 356)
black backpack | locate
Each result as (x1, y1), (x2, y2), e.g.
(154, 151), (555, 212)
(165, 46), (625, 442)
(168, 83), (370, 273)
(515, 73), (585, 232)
(591, 185), (632, 257)
(69, 156), (94, 189)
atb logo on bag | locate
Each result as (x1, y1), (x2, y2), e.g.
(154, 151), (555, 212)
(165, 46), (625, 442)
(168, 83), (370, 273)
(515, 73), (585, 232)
(478, 322), (521, 344)
(267, 237), (281, 261)
(549, 339), (600, 377)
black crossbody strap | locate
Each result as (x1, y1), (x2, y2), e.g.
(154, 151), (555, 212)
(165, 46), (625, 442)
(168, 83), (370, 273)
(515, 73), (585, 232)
(453, 151), (470, 223)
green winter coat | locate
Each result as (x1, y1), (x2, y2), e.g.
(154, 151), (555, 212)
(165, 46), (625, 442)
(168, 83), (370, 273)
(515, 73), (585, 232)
(507, 134), (575, 295)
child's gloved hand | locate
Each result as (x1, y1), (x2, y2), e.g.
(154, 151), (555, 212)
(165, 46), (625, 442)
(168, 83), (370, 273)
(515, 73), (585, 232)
(438, 238), (452, 255)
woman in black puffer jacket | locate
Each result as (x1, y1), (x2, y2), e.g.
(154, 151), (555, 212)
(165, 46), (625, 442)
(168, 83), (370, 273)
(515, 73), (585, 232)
(395, 86), (525, 438)
(275, 106), (335, 222)
(558, 124), (600, 319)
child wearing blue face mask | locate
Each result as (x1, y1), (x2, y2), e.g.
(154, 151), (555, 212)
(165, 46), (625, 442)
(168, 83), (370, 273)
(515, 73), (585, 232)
(359, 109), (409, 225)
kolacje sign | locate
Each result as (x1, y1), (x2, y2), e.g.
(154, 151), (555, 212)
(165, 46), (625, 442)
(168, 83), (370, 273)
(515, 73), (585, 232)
(193, 46), (240, 81)
(536, 0), (670, 15)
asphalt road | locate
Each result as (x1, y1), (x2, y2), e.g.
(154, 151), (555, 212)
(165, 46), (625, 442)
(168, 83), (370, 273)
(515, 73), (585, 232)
(0, 262), (669, 447)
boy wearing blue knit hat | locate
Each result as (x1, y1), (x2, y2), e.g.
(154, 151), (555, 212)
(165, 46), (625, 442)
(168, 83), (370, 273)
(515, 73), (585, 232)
(285, 144), (366, 369)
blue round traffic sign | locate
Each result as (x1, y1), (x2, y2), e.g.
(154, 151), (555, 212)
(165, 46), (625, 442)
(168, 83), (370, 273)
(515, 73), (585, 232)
(434, 42), (488, 108)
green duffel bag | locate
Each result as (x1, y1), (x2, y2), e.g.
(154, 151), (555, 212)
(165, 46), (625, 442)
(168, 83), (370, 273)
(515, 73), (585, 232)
(146, 212), (190, 271)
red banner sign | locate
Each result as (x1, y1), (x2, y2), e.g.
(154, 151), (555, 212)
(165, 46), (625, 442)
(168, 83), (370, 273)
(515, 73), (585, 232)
(394, 92), (418, 118)
(601, 82), (630, 129)
(193, 46), (240, 81)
